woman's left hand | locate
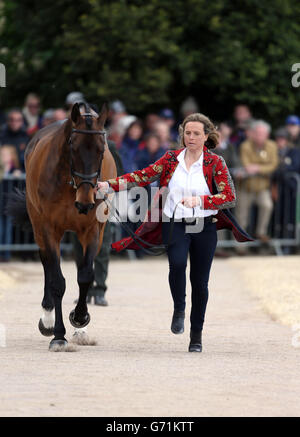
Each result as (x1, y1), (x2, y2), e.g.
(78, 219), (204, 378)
(181, 196), (201, 208)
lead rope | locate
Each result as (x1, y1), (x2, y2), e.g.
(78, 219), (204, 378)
(99, 193), (187, 256)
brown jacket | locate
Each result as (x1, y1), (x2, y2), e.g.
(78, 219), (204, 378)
(239, 139), (279, 192)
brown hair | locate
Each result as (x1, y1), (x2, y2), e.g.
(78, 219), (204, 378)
(178, 113), (219, 149)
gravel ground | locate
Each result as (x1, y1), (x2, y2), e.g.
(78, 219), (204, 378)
(0, 256), (299, 417)
(230, 256), (300, 326)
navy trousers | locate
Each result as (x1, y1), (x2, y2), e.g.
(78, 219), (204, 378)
(162, 218), (217, 332)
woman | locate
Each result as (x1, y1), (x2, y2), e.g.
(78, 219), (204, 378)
(22, 93), (43, 137)
(119, 120), (144, 174)
(135, 133), (165, 170)
(97, 113), (251, 353)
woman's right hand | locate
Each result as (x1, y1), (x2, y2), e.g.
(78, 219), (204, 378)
(95, 181), (109, 194)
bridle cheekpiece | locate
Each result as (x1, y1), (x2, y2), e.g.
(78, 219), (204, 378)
(68, 113), (106, 190)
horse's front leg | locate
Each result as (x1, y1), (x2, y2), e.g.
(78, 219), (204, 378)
(70, 226), (104, 330)
(38, 248), (55, 337)
(47, 246), (68, 350)
(34, 226), (69, 350)
(40, 244), (68, 350)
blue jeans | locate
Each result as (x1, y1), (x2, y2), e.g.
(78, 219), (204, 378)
(162, 219), (217, 332)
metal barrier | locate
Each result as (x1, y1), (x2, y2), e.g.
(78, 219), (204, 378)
(0, 174), (73, 254)
(1, 173), (300, 257)
(217, 172), (300, 255)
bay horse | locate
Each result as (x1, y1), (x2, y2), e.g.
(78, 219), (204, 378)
(11, 102), (116, 350)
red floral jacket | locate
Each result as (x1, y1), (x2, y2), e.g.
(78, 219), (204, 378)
(107, 147), (253, 252)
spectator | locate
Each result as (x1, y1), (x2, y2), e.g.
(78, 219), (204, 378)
(0, 145), (22, 262)
(0, 154), (3, 181)
(285, 115), (300, 148)
(136, 133), (168, 210)
(159, 108), (178, 141)
(0, 109), (5, 130)
(42, 109), (55, 127)
(214, 121), (240, 174)
(22, 93), (43, 136)
(65, 91), (85, 116)
(179, 97), (199, 119)
(135, 133), (165, 169)
(108, 100), (136, 148)
(119, 120), (143, 173)
(0, 109), (29, 171)
(154, 120), (177, 150)
(213, 121), (240, 257)
(271, 128), (300, 248)
(117, 119), (144, 258)
(235, 120), (279, 244)
(230, 104), (253, 149)
(53, 108), (67, 121)
(0, 144), (22, 176)
(273, 127), (295, 163)
(144, 113), (160, 135)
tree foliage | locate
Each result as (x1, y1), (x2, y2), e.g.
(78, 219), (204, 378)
(1, 0), (300, 124)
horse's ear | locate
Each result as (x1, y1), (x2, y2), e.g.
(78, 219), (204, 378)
(97, 101), (109, 127)
(71, 103), (81, 124)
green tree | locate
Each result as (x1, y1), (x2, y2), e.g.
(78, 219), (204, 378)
(1, 0), (300, 125)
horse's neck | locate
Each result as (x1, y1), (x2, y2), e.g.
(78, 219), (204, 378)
(54, 121), (71, 163)
(45, 122), (71, 184)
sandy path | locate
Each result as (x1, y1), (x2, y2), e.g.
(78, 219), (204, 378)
(0, 257), (299, 417)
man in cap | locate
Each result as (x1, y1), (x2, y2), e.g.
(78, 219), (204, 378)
(159, 108), (178, 141)
(285, 115), (300, 148)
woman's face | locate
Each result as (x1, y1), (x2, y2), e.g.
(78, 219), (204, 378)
(146, 136), (160, 154)
(26, 98), (40, 116)
(183, 121), (208, 151)
(128, 123), (142, 140)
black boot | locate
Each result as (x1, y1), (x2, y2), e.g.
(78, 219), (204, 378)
(171, 310), (185, 334)
(189, 330), (202, 352)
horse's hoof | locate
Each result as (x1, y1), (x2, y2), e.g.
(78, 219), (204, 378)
(38, 318), (54, 337)
(49, 338), (68, 350)
(69, 309), (90, 328)
(49, 338), (77, 352)
(71, 328), (98, 346)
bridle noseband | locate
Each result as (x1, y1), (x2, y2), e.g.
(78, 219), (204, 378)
(68, 114), (106, 190)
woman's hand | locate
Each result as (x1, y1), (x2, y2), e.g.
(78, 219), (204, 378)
(181, 196), (201, 208)
(95, 181), (109, 195)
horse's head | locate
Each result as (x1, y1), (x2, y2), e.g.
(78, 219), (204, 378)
(68, 102), (108, 215)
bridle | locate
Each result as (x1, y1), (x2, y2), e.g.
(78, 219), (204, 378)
(68, 113), (106, 190)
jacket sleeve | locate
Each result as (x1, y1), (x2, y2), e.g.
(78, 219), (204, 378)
(107, 151), (168, 192)
(202, 156), (236, 210)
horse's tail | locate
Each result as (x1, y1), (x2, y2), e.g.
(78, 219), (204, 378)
(5, 188), (32, 231)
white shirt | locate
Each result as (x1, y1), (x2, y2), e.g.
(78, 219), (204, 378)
(163, 149), (218, 219)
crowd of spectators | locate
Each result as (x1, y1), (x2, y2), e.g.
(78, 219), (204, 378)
(1, 92), (300, 260)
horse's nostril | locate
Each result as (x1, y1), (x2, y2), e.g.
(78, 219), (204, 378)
(75, 202), (95, 215)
